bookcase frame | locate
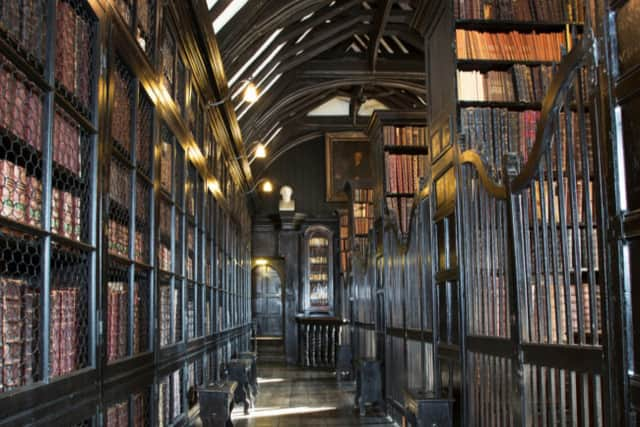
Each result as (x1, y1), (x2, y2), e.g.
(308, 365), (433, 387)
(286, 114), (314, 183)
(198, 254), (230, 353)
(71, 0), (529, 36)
(0, 1), (253, 426)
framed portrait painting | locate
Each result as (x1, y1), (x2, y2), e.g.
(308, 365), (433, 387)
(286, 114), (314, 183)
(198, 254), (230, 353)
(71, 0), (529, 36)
(325, 131), (371, 202)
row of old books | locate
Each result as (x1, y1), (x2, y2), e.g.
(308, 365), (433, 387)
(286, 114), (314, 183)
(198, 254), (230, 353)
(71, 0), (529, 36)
(0, 65), (82, 174)
(339, 212), (350, 273)
(456, 30), (564, 62)
(455, 0), (571, 22)
(187, 299), (195, 340)
(383, 126), (427, 147)
(160, 141), (173, 192)
(159, 244), (171, 271)
(158, 373), (182, 427)
(50, 286), (80, 378)
(55, 0), (92, 109)
(527, 225), (599, 273)
(159, 286), (178, 347)
(0, 278), (36, 393)
(0, 2), (45, 60)
(106, 394), (149, 427)
(353, 188), (374, 203)
(0, 61), (43, 147)
(111, 67), (132, 152)
(386, 196), (413, 236)
(531, 178), (595, 225)
(106, 282), (127, 362)
(1, 160), (82, 239)
(457, 64), (553, 102)
(460, 107), (540, 169)
(108, 220), (129, 258)
(384, 153), (426, 195)
(529, 281), (601, 342)
(110, 162), (131, 209)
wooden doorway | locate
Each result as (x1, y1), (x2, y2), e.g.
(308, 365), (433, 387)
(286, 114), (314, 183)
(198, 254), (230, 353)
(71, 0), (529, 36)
(252, 265), (283, 337)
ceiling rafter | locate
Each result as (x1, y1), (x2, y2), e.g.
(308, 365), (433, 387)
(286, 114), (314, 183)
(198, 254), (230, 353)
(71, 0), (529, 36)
(369, 0), (394, 71)
(220, 1), (331, 64)
(209, 0), (234, 21)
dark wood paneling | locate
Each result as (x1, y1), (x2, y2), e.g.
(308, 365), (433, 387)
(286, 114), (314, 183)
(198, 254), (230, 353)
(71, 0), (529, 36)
(255, 139), (344, 218)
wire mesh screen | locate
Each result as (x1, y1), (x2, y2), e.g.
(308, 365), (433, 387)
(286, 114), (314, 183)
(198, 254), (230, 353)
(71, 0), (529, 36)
(136, 90), (153, 179)
(158, 199), (171, 272)
(133, 269), (150, 354)
(186, 283), (195, 340)
(108, 157), (131, 258)
(55, 0), (97, 119)
(135, 0), (156, 59)
(111, 56), (134, 156)
(132, 389), (151, 427)
(0, 0), (47, 65)
(174, 280), (183, 343)
(0, 229), (41, 392)
(159, 277), (171, 347)
(49, 245), (90, 377)
(0, 57), (44, 229)
(135, 177), (151, 265)
(106, 261), (129, 362)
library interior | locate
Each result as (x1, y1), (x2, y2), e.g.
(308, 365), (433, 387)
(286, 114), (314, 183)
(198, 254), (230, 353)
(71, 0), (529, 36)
(0, 0), (639, 426)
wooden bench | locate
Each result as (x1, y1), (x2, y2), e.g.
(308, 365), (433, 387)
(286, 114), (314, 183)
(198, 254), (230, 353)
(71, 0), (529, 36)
(198, 381), (237, 427)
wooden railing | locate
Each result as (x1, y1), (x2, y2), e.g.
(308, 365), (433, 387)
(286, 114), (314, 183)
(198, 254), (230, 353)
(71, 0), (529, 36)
(296, 316), (347, 368)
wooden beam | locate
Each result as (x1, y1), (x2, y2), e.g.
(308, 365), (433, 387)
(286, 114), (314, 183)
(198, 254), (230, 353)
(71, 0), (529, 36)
(296, 57), (425, 79)
(369, 0), (394, 71)
(350, 86), (364, 126)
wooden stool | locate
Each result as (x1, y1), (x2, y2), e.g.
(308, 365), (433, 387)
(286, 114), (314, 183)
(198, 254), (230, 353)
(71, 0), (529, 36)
(225, 358), (254, 414)
(404, 389), (454, 427)
(354, 358), (383, 416)
(198, 381), (237, 427)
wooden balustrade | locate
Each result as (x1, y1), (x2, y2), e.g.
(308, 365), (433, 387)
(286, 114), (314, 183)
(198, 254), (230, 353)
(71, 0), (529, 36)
(296, 316), (347, 368)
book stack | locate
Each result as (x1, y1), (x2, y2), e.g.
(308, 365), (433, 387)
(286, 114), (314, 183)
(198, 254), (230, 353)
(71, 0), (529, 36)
(457, 65), (553, 102)
(459, 107), (540, 167)
(107, 282), (127, 362)
(455, 0), (572, 22)
(159, 244), (171, 271)
(0, 278), (36, 393)
(106, 401), (128, 427)
(50, 286), (79, 377)
(54, 112), (82, 174)
(159, 286), (178, 346)
(187, 299), (194, 340)
(456, 30), (564, 61)
(132, 283), (143, 354)
(51, 188), (82, 240)
(55, 0), (91, 108)
(383, 126), (427, 147)
(172, 370), (182, 419)
(108, 220), (129, 258)
(0, 160), (41, 227)
(134, 231), (146, 263)
(160, 141), (173, 192)
(136, 96), (153, 176)
(110, 162), (130, 209)
(386, 196), (413, 236)
(158, 377), (169, 426)
(132, 392), (147, 427)
(0, 62), (43, 147)
(384, 154), (423, 195)
(111, 66), (132, 152)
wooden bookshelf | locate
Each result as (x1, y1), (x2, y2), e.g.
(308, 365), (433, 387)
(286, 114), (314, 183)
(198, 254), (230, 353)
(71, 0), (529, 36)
(0, 1), (253, 425)
(368, 111), (428, 238)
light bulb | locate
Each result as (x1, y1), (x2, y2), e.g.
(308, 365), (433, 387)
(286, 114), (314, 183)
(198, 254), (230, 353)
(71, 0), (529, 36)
(254, 143), (267, 159)
(208, 179), (220, 193)
(261, 180), (273, 193)
(243, 82), (259, 104)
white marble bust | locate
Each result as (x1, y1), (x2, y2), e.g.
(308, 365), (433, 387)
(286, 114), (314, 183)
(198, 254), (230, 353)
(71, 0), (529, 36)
(279, 185), (295, 211)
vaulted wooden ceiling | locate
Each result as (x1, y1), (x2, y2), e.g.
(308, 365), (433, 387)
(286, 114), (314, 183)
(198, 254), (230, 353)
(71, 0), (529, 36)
(208, 0), (428, 178)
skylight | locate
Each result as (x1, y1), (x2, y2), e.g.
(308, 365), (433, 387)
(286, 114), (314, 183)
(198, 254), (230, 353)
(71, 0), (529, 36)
(229, 28), (283, 86)
(213, 0), (248, 33)
(307, 97), (350, 116)
(206, 0), (218, 9)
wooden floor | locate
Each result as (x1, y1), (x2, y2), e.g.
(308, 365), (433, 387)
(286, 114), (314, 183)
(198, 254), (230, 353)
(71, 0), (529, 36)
(227, 364), (395, 426)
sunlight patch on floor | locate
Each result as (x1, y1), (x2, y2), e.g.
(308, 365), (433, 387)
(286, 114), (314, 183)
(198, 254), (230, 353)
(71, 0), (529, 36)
(256, 377), (285, 384)
(232, 406), (337, 420)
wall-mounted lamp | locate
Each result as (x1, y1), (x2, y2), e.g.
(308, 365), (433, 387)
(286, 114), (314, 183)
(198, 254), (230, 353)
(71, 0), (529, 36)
(246, 177), (274, 195)
(207, 79), (258, 108)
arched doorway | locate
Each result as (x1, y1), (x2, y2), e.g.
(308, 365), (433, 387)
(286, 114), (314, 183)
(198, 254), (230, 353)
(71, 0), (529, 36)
(252, 264), (283, 337)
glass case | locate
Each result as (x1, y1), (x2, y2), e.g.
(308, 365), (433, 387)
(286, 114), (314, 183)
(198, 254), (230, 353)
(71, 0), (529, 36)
(302, 225), (334, 314)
